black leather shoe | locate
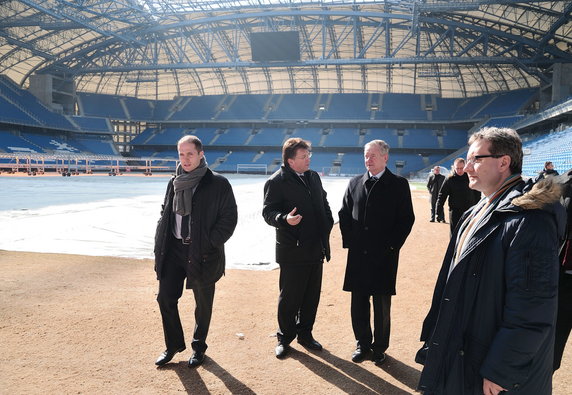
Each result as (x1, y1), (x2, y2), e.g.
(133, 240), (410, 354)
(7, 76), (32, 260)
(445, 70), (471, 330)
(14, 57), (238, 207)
(373, 352), (386, 365)
(275, 343), (291, 359)
(351, 346), (371, 363)
(188, 351), (205, 368)
(297, 337), (323, 351)
(155, 347), (185, 366)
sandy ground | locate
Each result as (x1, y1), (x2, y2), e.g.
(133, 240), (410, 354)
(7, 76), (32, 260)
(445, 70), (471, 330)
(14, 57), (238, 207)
(1, 189), (570, 394)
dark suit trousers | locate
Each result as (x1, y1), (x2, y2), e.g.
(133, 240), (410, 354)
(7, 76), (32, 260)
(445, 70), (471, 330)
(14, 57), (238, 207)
(351, 292), (391, 355)
(277, 263), (323, 344)
(157, 236), (215, 354)
(430, 195), (444, 221)
(449, 208), (464, 235)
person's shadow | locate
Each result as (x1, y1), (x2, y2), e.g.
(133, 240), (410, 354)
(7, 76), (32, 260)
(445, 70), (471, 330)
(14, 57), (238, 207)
(291, 348), (421, 394)
(161, 358), (256, 395)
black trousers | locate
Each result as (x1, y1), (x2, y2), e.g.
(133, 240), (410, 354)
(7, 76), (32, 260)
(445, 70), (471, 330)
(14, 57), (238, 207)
(157, 236), (215, 354)
(554, 271), (572, 371)
(430, 195), (444, 221)
(277, 263), (323, 344)
(449, 208), (464, 235)
(351, 292), (392, 355)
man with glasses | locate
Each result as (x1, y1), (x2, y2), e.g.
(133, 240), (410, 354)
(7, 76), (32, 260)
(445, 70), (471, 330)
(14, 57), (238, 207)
(417, 127), (565, 395)
(263, 137), (333, 359)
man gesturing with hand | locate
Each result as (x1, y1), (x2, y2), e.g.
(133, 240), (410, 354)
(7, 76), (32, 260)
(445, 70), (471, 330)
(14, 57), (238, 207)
(263, 138), (333, 359)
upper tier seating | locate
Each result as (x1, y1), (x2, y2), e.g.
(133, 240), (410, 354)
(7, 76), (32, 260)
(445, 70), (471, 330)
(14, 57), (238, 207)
(521, 127), (572, 178)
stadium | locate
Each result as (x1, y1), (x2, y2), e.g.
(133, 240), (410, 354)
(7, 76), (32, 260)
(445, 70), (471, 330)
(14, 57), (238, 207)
(2, 1), (572, 394)
(1, 0), (571, 177)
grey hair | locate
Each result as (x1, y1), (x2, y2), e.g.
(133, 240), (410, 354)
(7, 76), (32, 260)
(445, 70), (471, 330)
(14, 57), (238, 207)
(364, 139), (390, 155)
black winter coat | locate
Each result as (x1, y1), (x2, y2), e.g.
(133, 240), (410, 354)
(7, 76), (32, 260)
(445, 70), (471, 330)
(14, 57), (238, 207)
(436, 172), (480, 212)
(427, 173), (445, 199)
(418, 179), (566, 395)
(339, 169), (415, 295)
(262, 166), (333, 265)
(154, 169), (238, 288)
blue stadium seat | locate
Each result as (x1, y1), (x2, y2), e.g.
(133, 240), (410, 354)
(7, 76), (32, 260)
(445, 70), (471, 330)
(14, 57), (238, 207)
(379, 94), (426, 120)
(122, 96), (154, 120)
(325, 128), (360, 147)
(71, 116), (112, 133)
(0, 130), (43, 153)
(521, 127), (572, 177)
(78, 92), (126, 119)
(367, 128), (399, 147)
(267, 94), (318, 119)
(321, 94), (370, 120)
(249, 128), (287, 146)
(218, 95), (269, 120)
(405, 129), (438, 149)
(214, 128), (252, 145)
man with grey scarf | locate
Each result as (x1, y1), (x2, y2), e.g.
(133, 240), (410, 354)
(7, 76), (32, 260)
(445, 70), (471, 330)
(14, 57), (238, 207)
(154, 135), (238, 368)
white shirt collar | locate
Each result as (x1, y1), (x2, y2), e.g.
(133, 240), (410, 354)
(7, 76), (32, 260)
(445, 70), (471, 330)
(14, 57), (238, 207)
(369, 169), (385, 179)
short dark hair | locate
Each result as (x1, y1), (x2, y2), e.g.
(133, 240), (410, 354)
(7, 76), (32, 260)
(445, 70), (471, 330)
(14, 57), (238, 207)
(544, 161), (553, 169)
(177, 135), (203, 152)
(282, 137), (311, 166)
(468, 127), (522, 174)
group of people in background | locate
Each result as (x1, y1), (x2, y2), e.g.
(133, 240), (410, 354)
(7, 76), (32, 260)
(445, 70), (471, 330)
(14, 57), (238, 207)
(427, 158), (481, 233)
(151, 128), (570, 395)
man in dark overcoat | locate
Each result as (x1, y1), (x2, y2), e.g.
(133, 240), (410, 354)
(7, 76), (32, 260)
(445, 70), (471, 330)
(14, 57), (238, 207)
(154, 135), (238, 368)
(436, 158), (481, 234)
(417, 128), (565, 395)
(339, 139), (415, 364)
(263, 137), (333, 359)
(427, 166), (445, 222)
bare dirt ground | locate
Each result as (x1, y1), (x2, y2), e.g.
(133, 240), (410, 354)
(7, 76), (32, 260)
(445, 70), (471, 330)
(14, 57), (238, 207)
(1, 189), (570, 394)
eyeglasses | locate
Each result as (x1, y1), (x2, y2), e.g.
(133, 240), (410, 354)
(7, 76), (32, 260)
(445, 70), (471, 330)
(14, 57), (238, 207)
(295, 152), (312, 160)
(465, 154), (505, 165)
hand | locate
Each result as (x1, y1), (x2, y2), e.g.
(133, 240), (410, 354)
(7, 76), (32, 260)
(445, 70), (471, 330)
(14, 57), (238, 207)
(286, 207), (302, 226)
(483, 378), (507, 395)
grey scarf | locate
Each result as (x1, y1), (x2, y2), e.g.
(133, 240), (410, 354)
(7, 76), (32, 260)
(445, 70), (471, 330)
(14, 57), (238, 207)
(173, 157), (208, 216)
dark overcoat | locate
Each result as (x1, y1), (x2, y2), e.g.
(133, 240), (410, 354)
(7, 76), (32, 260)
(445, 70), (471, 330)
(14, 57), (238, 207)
(436, 172), (480, 212)
(338, 169), (415, 295)
(418, 179), (566, 395)
(427, 173), (445, 199)
(154, 168), (238, 288)
(262, 165), (333, 265)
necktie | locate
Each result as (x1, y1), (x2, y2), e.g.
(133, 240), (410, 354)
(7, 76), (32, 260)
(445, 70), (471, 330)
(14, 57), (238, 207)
(365, 176), (377, 194)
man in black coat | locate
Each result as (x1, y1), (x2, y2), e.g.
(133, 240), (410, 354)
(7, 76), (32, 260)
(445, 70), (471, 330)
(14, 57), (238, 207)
(436, 158), (481, 234)
(427, 166), (445, 222)
(535, 160), (560, 182)
(338, 139), (415, 365)
(417, 128), (565, 395)
(154, 135), (237, 368)
(263, 137), (333, 359)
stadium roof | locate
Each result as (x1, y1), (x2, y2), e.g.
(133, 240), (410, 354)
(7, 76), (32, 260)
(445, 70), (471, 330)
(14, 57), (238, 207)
(1, 0), (571, 99)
